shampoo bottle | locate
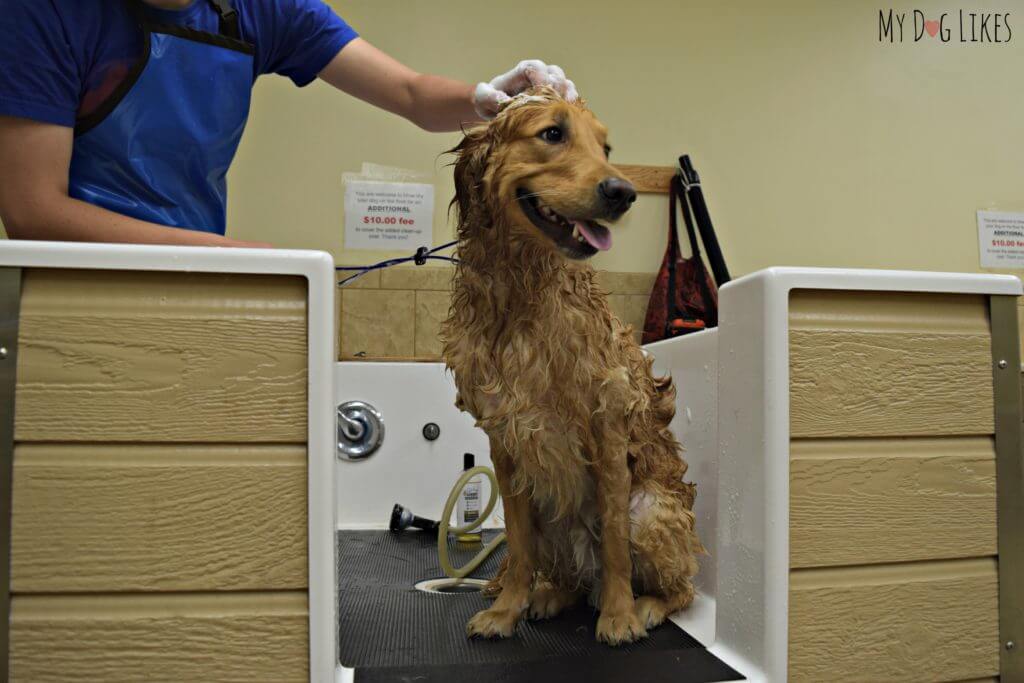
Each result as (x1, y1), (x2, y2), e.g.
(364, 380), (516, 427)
(456, 453), (483, 544)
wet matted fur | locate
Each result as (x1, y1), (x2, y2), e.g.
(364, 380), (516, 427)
(441, 88), (704, 645)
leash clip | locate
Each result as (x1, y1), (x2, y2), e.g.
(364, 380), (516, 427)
(414, 246), (429, 266)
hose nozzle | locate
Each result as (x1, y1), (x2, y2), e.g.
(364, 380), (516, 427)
(389, 504), (439, 532)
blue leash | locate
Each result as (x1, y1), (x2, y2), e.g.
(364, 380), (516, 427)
(336, 240), (459, 287)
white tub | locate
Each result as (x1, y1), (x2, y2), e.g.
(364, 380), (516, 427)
(332, 266), (1022, 683)
(332, 326), (735, 678)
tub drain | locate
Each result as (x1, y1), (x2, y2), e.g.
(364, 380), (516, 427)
(414, 577), (488, 594)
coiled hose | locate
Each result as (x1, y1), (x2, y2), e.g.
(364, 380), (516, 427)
(437, 465), (506, 578)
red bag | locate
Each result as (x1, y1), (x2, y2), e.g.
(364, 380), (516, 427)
(642, 174), (719, 344)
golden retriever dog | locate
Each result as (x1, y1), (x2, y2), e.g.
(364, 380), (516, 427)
(441, 87), (703, 645)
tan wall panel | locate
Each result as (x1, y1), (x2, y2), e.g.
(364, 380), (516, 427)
(607, 294), (648, 344)
(414, 290), (450, 359)
(10, 592), (308, 682)
(380, 265), (453, 291)
(339, 288), (415, 358)
(789, 559), (999, 682)
(790, 291), (993, 438)
(10, 444), (307, 593)
(15, 269), (308, 442)
(790, 437), (996, 568)
(338, 268), (654, 360)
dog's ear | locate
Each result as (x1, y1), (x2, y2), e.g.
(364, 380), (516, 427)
(449, 128), (493, 231)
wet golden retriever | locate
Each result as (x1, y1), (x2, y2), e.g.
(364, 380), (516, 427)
(441, 87), (703, 645)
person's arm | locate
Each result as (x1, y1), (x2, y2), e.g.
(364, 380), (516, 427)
(0, 116), (271, 247)
(317, 39), (577, 132)
(317, 38), (476, 133)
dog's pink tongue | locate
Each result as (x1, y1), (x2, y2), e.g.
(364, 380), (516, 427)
(575, 221), (612, 251)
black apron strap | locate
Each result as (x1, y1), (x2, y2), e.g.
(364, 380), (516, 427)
(128, 0), (245, 43)
(209, 0), (241, 40)
(77, 1), (154, 137)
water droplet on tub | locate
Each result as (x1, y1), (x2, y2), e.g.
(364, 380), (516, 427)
(685, 407), (693, 422)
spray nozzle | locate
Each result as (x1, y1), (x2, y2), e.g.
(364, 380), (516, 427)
(389, 503), (440, 532)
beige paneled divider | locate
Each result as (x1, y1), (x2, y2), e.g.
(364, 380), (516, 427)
(11, 444), (308, 592)
(11, 592), (309, 682)
(788, 290), (1001, 682)
(14, 269), (307, 442)
(7, 269), (310, 681)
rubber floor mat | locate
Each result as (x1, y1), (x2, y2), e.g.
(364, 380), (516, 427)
(337, 530), (742, 682)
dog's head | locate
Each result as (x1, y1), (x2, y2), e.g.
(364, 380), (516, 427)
(451, 87), (636, 260)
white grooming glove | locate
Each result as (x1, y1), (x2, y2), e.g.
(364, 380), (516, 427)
(473, 59), (578, 119)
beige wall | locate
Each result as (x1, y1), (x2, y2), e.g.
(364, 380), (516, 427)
(227, 0), (1024, 277)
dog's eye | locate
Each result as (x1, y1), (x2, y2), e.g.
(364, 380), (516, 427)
(538, 126), (564, 144)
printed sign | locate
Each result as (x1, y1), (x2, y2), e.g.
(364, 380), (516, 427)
(344, 180), (433, 250)
(978, 210), (1024, 268)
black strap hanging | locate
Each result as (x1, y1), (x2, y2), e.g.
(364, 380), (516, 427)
(679, 155), (730, 287)
(208, 0), (241, 39)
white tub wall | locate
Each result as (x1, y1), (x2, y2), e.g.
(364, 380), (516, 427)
(645, 329), (720, 650)
(711, 270), (780, 683)
(334, 361), (498, 529)
(645, 329), (718, 600)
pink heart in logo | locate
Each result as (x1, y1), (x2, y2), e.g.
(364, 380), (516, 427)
(924, 19), (940, 37)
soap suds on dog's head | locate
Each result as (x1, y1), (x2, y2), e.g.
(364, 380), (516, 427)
(502, 93), (550, 108)
(472, 61), (577, 119)
(495, 86), (585, 118)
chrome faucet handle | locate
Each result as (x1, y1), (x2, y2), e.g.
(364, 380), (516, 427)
(337, 401), (384, 461)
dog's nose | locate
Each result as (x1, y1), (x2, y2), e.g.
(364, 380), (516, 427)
(598, 177), (637, 213)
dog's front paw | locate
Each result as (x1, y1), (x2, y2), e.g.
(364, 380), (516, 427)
(527, 586), (578, 620)
(634, 596), (669, 629)
(596, 610), (647, 645)
(466, 607), (521, 639)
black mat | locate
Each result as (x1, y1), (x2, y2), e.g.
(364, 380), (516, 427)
(337, 530), (742, 682)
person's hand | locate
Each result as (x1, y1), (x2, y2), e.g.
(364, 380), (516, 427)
(473, 60), (578, 119)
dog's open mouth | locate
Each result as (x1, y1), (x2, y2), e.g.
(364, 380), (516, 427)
(516, 189), (612, 259)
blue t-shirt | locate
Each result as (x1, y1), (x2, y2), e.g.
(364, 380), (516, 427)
(0, 0), (358, 128)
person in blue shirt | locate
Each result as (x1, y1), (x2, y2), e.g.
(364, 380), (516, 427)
(0, 0), (576, 247)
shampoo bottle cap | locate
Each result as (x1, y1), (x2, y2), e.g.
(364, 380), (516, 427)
(464, 453), (475, 470)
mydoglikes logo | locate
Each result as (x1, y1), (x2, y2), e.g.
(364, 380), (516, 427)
(879, 9), (1012, 42)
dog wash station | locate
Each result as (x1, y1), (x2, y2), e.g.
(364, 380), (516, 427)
(0, 240), (1021, 683)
